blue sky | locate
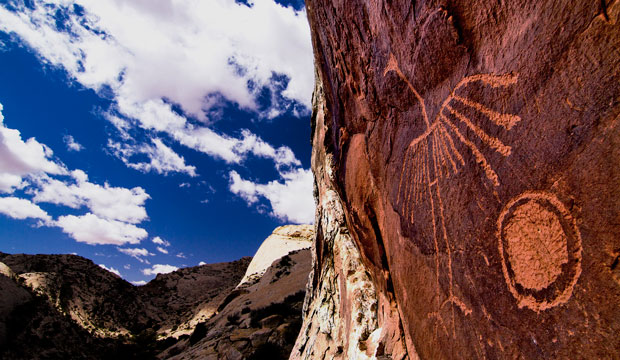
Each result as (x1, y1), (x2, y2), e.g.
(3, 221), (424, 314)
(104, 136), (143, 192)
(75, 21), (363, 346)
(0, 0), (314, 284)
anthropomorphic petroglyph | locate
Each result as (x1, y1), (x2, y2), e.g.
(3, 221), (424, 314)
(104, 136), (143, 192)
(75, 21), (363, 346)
(385, 52), (523, 335)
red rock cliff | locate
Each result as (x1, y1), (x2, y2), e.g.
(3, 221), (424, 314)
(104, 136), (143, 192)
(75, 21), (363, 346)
(293, 1), (620, 359)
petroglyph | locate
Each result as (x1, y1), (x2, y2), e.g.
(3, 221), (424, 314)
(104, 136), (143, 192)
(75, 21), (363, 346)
(497, 191), (583, 312)
(385, 53), (519, 336)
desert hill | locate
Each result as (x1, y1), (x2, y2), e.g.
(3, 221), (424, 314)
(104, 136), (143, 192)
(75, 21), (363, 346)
(0, 224), (313, 359)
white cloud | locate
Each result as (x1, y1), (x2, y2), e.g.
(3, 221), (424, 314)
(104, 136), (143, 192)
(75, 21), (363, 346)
(32, 170), (150, 224)
(176, 252), (187, 259)
(131, 280), (147, 286)
(198, 261), (206, 266)
(0, 0), (312, 172)
(229, 168), (314, 224)
(0, 196), (51, 222)
(63, 135), (84, 152)
(118, 247), (153, 263)
(123, 264), (131, 270)
(98, 264), (121, 277)
(156, 246), (168, 254)
(108, 138), (197, 176)
(56, 213), (148, 245)
(152, 236), (170, 247)
(0, 103), (66, 193)
(142, 264), (178, 276)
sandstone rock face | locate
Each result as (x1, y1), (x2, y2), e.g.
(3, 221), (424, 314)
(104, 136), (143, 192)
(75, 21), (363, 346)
(291, 77), (409, 360)
(238, 225), (313, 287)
(300, 0), (620, 358)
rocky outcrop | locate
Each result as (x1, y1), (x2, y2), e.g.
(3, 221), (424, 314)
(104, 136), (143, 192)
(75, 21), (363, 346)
(291, 73), (410, 360)
(298, 0), (620, 358)
(158, 225), (314, 360)
(162, 247), (312, 360)
(238, 225), (312, 287)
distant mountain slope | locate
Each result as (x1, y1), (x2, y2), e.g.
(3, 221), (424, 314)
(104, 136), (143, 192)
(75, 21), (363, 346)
(161, 245), (313, 359)
(139, 257), (252, 338)
(0, 224), (314, 359)
(0, 252), (151, 337)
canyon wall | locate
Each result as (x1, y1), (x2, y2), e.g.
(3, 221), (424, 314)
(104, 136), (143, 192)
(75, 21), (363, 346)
(295, 0), (620, 358)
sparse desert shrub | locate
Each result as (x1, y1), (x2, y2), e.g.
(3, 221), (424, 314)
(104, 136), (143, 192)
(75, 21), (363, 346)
(189, 322), (207, 345)
(283, 318), (302, 344)
(247, 342), (286, 360)
(241, 306), (251, 314)
(227, 313), (240, 325)
(155, 336), (179, 351)
(278, 255), (292, 268)
(249, 302), (295, 328)
(283, 290), (305, 304)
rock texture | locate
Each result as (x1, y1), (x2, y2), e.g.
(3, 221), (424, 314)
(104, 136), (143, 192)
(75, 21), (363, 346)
(298, 0), (620, 358)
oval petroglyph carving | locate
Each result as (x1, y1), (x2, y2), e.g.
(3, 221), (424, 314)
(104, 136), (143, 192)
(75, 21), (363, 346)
(497, 191), (582, 312)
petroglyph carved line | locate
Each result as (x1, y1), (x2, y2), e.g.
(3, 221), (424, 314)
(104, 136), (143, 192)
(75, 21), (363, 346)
(441, 113), (501, 187)
(497, 191), (583, 312)
(384, 53), (429, 126)
(445, 104), (512, 156)
(452, 95), (521, 130)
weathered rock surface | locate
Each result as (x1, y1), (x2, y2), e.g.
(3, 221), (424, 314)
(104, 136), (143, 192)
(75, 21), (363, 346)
(298, 0), (620, 358)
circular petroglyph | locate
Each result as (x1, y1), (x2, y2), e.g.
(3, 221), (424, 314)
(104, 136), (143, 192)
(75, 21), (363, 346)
(497, 191), (582, 312)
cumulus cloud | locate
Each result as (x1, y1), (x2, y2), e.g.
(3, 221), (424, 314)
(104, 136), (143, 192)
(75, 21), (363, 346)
(118, 247), (153, 263)
(98, 264), (121, 277)
(156, 246), (168, 255)
(152, 236), (170, 247)
(108, 138), (197, 176)
(0, 1), (316, 226)
(32, 170), (150, 224)
(0, 0), (312, 173)
(0, 105), (153, 246)
(131, 280), (147, 286)
(229, 168), (314, 224)
(56, 213), (148, 245)
(142, 264), (178, 276)
(63, 135), (84, 151)
(198, 261), (206, 266)
(0, 196), (52, 222)
(0, 103), (66, 193)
